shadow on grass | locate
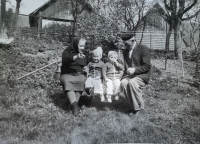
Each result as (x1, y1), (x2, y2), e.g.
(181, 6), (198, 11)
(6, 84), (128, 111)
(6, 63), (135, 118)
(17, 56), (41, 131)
(49, 92), (71, 112)
(79, 95), (130, 113)
(50, 92), (129, 114)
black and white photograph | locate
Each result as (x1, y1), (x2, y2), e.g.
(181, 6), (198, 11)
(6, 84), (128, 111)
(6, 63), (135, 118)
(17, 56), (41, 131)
(0, 0), (200, 143)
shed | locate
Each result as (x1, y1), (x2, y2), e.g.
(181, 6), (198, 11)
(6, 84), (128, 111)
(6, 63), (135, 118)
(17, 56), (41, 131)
(29, 0), (74, 27)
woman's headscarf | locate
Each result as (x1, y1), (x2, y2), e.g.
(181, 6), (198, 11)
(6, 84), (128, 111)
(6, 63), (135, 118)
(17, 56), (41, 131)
(68, 37), (81, 53)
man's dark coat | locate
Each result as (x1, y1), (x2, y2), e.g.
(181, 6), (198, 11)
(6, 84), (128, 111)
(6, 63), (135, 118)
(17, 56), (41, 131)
(122, 43), (151, 84)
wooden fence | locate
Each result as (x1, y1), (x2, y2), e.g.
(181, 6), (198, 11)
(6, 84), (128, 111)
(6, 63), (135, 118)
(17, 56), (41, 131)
(1, 26), (189, 51)
(135, 32), (187, 50)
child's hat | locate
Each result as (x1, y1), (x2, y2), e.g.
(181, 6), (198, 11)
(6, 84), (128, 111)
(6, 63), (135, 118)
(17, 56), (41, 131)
(93, 46), (103, 58)
(108, 51), (118, 57)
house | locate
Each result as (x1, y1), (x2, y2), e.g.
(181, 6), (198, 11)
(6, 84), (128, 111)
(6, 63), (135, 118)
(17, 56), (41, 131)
(29, 0), (74, 28)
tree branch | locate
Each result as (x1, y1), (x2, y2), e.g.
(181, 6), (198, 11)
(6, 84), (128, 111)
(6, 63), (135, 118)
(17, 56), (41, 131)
(182, 0), (198, 14)
(177, 0), (185, 16)
(164, 0), (172, 11)
(155, 5), (171, 23)
(181, 9), (200, 21)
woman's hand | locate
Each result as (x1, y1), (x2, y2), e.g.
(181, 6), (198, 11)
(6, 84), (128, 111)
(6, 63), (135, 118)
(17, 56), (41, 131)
(83, 66), (88, 73)
(73, 53), (85, 61)
(78, 53), (85, 59)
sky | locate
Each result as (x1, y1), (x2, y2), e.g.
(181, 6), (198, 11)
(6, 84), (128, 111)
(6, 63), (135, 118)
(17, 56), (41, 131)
(7, 0), (49, 15)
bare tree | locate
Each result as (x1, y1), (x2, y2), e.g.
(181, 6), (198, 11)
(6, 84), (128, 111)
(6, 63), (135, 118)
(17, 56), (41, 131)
(156, 0), (200, 59)
(109, 0), (150, 32)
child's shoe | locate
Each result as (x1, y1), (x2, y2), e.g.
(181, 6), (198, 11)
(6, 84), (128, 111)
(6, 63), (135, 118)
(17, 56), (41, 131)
(107, 95), (112, 103)
(100, 94), (105, 102)
(84, 87), (94, 97)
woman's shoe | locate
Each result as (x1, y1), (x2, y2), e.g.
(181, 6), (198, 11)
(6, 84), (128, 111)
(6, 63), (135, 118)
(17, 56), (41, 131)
(71, 102), (80, 116)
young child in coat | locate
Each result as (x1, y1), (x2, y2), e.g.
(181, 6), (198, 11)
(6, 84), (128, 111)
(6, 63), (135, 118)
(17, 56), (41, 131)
(84, 46), (107, 102)
(105, 51), (124, 103)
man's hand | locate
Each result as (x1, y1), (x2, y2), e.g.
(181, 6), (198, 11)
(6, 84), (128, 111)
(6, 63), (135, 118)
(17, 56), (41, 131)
(127, 68), (135, 75)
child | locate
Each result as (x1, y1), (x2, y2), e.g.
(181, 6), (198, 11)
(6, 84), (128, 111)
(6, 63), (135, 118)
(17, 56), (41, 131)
(84, 46), (107, 102)
(105, 51), (124, 103)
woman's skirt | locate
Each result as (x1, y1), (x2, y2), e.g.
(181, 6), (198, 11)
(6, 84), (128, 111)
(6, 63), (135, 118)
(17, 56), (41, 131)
(60, 74), (86, 91)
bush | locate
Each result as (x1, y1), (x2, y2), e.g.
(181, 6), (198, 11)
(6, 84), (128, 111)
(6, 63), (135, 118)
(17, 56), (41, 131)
(182, 49), (200, 61)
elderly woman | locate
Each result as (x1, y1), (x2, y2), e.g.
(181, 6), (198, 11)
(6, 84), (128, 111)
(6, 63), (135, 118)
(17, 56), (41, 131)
(60, 37), (88, 116)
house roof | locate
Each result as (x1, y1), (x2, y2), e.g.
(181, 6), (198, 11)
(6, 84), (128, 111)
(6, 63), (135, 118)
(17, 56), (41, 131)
(29, 0), (57, 16)
(29, 0), (74, 23)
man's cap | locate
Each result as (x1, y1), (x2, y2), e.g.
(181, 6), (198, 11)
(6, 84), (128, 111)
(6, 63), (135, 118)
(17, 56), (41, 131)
(120, 32), (135, 41)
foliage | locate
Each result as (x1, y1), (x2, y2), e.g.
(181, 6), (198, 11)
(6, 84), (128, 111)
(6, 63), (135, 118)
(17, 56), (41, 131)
(150, 49), (200, 62)
(68, 0), (93, 39)
(43, 23), (73, 44)
(109, 0), (151, 31)
(150, 49), (175, 59)
(182, 49), (200, 61)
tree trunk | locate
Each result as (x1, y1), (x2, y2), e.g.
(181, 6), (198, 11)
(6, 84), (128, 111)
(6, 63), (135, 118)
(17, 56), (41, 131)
(1, 0), (6, 27)
(174, 20), (181, 59)
(13, 0), (21, 32)
(165, 24), (173, 51)
(139, 20), (146, 44)
(164, 24), (173, 70)
(196, 23), (200, 74)
(71, 1), (78, 42)
(72, 15), (76, 41)
(0, 0), (7, 37)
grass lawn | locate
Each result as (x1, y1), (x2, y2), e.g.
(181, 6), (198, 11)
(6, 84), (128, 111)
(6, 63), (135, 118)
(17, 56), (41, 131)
(0, 40), (200, 144)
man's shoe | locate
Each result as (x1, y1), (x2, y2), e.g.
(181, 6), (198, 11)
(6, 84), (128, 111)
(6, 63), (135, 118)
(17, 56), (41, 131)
(132, 109), (140, 114)
(126, 109), (139, 114)
(125, 109), (134, 114)
(71, 102), (80, 116)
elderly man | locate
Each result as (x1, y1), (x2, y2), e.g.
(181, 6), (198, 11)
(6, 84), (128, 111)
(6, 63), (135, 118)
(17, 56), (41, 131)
(120, 32), (151, 114)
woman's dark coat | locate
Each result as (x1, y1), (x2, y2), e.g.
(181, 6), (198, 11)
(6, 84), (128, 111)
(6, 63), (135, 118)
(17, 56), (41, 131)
(61, 37), (88, 75)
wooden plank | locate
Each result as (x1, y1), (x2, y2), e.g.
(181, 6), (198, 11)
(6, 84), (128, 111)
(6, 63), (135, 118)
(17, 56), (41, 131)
(42, 16), (74, 22)
(0, 37), (14, 44)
